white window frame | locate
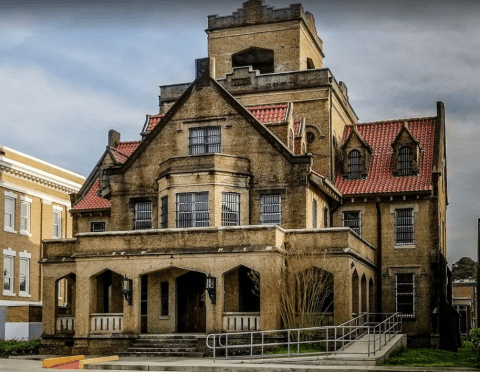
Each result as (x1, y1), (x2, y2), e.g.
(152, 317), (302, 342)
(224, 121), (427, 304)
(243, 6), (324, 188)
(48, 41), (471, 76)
(4, 191), (17, 233)
(20, 196), (32, 236)
(3, 248), (16, 296)
(52, 205), (63, 238)
(19, 250), (31, 297)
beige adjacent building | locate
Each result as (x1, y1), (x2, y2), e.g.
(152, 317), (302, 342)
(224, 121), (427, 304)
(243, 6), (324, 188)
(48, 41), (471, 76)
(0, 146), (83, 339)
(41, 0), (453, 355)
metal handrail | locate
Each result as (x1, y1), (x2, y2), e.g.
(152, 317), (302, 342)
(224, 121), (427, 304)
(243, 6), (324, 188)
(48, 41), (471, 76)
(206, 312), (402, 362)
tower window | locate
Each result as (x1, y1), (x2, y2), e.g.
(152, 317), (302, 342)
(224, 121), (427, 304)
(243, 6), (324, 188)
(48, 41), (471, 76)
(176, 192), (209, 228)
(221, 192), (240, 226)
(232, 47), (274, 74)
(398, 146), (413, 176)
(348, 150), (362, 179)
(189, 126), (221, 155)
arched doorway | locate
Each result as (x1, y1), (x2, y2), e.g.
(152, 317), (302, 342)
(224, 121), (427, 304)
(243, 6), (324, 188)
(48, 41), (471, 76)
(177, 271), (206, 333)
(55, 274), (76, 334)
(352, 270), (359, 317)
(361, 274), (367, 313)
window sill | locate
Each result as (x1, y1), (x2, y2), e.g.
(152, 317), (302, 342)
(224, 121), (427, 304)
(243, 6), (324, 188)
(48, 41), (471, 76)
(394, 244), (416, 249)
(3, 228), (17, 234)
(2, 292), (16, 297)
(20, 231), (32, 237)
(19, 292), (31, 298)
(159, 316), (170, 320)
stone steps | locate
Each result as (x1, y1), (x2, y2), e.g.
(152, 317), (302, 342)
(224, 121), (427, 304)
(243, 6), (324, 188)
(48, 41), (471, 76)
(117, 334), (205, 357)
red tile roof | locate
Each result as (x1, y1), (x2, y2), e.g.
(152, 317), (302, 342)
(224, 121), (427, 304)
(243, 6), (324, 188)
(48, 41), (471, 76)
(72, 179), (111, 211)
(247, 104), (288, 123)
(334, 118), (436, 195)
(111, 141), (141, 164)
(146, 115), (164, 131)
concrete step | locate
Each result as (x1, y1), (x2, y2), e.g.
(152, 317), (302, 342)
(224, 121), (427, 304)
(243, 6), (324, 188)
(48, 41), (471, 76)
(126, 347), (198, 352)
(117, 351), (205, 357)
(131, 342), (198, 348)
(137, 334), (202, 340)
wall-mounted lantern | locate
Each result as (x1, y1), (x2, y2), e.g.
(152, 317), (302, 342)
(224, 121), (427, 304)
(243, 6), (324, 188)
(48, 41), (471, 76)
(123, 276), (133, 305)
(206, 273), (216, 304)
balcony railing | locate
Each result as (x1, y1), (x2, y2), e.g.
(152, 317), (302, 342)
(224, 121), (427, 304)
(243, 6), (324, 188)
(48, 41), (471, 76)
(90, 313), (123, 334)
(56, 315), (75, 333)
(223, 312), (260, 332)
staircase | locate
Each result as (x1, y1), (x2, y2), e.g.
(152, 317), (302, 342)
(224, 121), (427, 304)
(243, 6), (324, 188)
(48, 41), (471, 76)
(117, 334), (205, 357)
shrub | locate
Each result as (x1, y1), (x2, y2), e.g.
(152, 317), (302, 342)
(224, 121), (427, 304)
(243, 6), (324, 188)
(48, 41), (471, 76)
(469, 328), (480, 363)
(0, 339), (41, 357)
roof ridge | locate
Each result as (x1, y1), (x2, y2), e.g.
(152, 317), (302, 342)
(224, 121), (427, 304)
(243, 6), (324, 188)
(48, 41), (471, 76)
(350, 116), (436, 126)
(116, 140), (142, 144)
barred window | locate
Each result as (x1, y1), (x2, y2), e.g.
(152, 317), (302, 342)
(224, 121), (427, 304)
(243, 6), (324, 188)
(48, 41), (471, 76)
(134, 201), (153, 230)
(221, 192), (240, 226)
(396, 273), (414, 318)
(312, 199), (317, 228)
(398, 146), (412, 176)
(91, 222), (106, 232)
(395, 208), (414, 245)
(176, 192), (209, 228)
(189, 126), (221, 155)
(343, 211), (361, 235)
(324, 207), (329, 228)
(161, 196), (168, 229)
(348, 149), (361, 179)
(260, 194), (281, 225)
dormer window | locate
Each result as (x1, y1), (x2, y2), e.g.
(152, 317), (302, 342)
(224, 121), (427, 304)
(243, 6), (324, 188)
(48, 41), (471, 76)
(348, 150), (362, 179)
(398, 146), (413, 176)
(189, 126), (221, 155)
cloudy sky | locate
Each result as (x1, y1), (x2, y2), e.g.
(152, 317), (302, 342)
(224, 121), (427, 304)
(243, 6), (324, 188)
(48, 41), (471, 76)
(1, 0), (479, 263)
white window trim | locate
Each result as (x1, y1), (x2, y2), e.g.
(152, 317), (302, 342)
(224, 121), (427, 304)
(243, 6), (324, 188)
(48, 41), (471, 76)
(4, 191), (17, 233)
(3, 248), (16, 296)
(20, 196), (32, 236)
(18, 251), (31, 297)
(52, 207), (62, 239)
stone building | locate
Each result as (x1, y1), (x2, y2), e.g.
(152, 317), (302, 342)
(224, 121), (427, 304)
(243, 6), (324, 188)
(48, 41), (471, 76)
(453, 279), (477, 336)
(0, 146), (83, 339)
(41, 0), (451, 354)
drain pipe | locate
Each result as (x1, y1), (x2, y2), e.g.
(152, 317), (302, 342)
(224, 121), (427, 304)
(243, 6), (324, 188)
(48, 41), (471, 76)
(375, 200), (382, 315)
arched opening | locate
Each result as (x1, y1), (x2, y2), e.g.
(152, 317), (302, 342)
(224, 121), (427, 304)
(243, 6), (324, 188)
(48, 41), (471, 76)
(348, 149), (361, 179)
(398, 146), (412, 176)
(232, 47), (274, 74)
(361, 274), (367, 313)
(368, 278), (375, 313)
(352, 270), (359, 317)
(55, 274), (76, 334)
(295, 267), (334, 327)
(223, 265), (260, 331)
(177, 271), (206, 333)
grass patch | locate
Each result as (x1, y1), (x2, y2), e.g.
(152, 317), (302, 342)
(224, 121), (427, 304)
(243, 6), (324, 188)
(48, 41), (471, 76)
(383, 342), (479, 368)
(267, 342), (326, 355)
(0, 339), (41, 357)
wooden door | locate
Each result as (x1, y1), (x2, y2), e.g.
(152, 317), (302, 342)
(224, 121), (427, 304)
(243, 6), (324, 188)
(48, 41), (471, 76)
(177, 271), (206, 333)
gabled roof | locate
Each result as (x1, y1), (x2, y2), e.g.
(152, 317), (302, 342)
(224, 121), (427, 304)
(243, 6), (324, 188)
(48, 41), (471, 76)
(334, 118), (436, 195)
(246, 104), (288, 123)
(110, 141), (141, 164)
(71, 179), (111, 211)
(342, 126), (373, 154)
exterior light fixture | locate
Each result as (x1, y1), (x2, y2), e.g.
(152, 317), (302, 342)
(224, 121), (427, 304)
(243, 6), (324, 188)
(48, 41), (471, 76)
(123, 276), (133, 305)
(206, 273), (216, 304)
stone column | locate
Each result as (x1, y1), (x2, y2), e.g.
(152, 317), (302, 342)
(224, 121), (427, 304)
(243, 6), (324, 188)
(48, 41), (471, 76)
(42, 275), (57, 336)
(74, 272), (91, 337)
(123, 276), (141, 334)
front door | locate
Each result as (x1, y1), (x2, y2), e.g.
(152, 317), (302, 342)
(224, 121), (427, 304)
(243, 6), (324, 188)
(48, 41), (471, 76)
(177, 271), (206, 333)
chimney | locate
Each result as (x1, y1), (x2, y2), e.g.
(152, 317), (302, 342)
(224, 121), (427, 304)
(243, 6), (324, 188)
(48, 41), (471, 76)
(108, 130), (120, 148)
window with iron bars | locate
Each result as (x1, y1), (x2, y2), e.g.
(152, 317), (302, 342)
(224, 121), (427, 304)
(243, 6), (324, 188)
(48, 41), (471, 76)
(189, 126), (221, 155)
(348, 149), (362, 179)
(221, 192), (240, 226)
(395, 208), (414, 245)
(396, 273), (415, 318)
(260, 194), (281, 225)
(324, 207), (329, 228)
(176, 192), (209, 228)
(134, 201), (153, 230)
(312, 199), (317, 228)
(398, 146), (413, 176)
(160, 196), (168, 229)
(343, 210), (361, 235)
(91, 221), (106, 232)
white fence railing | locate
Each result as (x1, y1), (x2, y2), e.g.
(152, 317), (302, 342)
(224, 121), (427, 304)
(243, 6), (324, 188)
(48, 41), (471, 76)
(90, 313), (123, 334)
(223, 312), (260, 332)
(56, 315), (75, 333)
(207, 312), (402, 362)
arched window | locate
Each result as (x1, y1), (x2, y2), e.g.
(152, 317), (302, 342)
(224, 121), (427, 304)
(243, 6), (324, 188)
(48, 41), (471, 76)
(348, 150), (361, 179)
(398, 146), (412, 176)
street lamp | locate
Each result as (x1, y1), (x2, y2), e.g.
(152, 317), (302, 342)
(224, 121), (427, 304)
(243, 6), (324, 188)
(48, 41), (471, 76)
(206, 273), (216, 304)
